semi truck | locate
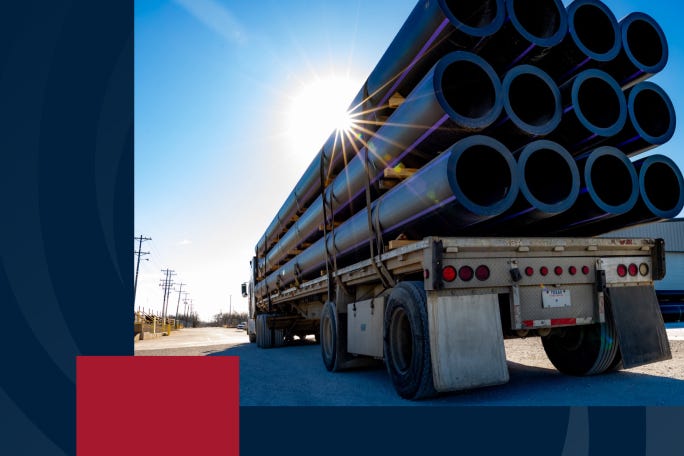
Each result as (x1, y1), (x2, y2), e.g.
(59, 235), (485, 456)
(241, 0), (680, 399)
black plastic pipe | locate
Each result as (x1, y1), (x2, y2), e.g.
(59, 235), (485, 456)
(487, 64), (561, 151)
(530, 146), (638, 234)
(606, 81), (676, 156)
(348, 0), (506, 115)
(255, 0), (506, 259)
(549, 69), (626, 155)
(571, 154), (684, 235)
(255, 136), (519, 298)
(535, 0), (621, 83)
(603, 12), (668, 89)
(477, 0), (568, 74)
(464, 140), (579, 235)
(257, 52), (503, 277)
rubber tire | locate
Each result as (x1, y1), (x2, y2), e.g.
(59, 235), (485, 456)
(383, 281), (436, 400)
(541, 308), (620, 376)
(248, 332), (256, 344)
(320, 301), (338, 371)
(256, 314), (284, 348)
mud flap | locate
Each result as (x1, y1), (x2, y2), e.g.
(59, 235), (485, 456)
(606, 285), (672, 369)
(427, 291), (509, 392)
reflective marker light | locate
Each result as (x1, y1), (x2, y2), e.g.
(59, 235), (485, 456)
(639, 263), (649, 276)
(525, 266), (534, 277)
(569, 266), (577, 275)
(582, 265), (590, 275)
(554, 266), (563, 276)
(442, 265), (457, 282)
(459, 266), (474, 281)
(540, 266), (549, 276)
(617, 264), (627, 277)
(475, 265), (490, 281)
(628, 263), (638, 277)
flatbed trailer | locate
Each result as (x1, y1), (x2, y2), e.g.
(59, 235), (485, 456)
(244, 235), (671, 399)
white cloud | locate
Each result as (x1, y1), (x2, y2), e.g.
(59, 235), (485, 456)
(174, 0), (247, 45)
(178, 239), (193, 246)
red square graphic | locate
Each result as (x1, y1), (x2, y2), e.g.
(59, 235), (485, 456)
(77, 356), (239, 455)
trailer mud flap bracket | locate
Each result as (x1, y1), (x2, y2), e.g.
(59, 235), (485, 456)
(607, 285), (672, 369)
(427, 290), (509, 392)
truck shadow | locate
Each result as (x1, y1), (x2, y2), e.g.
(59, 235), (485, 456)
(206, 344), (684, 406)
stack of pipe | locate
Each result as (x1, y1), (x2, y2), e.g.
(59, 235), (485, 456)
(253, 0), (682, 298)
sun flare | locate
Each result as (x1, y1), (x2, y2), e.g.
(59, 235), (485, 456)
(285, 75), (360, 158)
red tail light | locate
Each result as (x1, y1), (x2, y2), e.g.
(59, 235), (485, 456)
(568, 266), (577, 275)
(540, 266), (549, 276)
(442, 265), (457, 282)
(525, 266), (534, 277)
(582, 265), (590, 275)
(617, 264), (627, 277)
(475, 265), (490, 281)
(459, 266), (474, 281)
(554, 266), (563, 276)
(628, 263), (638, 277)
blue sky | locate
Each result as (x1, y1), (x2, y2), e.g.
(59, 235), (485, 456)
(135, 0), (684, 321)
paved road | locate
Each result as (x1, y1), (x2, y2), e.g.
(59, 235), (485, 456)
(134, 325), (684, 406)
(135, 326), (247, 352)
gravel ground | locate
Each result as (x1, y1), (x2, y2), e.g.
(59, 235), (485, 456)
(504, 337), (684, 380)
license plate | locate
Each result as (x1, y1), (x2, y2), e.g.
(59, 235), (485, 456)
(542, 288), (571, 308)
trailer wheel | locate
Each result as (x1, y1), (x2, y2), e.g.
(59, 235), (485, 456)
(320, 301), (338, 371)
(541, 313), (620, 376)
(383, 281), (436, 400)
(256, 314), (284, 348)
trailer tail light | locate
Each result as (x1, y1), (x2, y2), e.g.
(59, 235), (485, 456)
(617, 264), (627, 277)
(475, 265), (490, 281)
(442, 265), (457, 282)
(540, 266), (549, 276)
(554, 266), (563, 276)
(459, 266), (474, 282)
(582, 265), (590, 275)
(568, 266), (577, 275)
(525, 266), (534, 277)
(628, 263), (638, 277)
(639, 263), (649, 276)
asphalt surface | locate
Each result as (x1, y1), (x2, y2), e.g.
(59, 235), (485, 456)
(134, 325), (684, 406)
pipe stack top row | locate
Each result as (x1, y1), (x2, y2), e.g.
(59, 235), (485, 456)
(252, 0), (682, 292)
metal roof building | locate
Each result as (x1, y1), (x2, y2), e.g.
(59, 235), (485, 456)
(604, 219), (684, 292)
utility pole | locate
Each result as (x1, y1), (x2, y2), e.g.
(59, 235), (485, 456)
(182, 292), (189, 328)
(159, 269), (175, 326)
(189, 299), (194, 327)
(174, 282), (186, 329)
(133, 235), (151, 304)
